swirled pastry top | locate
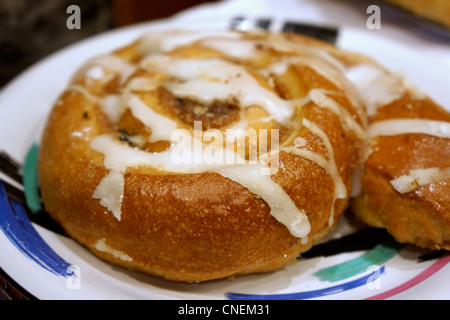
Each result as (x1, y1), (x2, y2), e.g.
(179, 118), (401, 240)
(65, 30), (375, 240)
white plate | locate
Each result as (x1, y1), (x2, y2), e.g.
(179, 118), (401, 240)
(0, 16), (449, 301)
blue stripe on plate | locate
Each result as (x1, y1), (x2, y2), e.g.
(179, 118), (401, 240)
(225, 266), (386, 300)
(0, 181), (73, 277)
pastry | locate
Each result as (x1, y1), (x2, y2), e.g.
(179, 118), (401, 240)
(348, 58), (450, 251)
(37, 30), (367, 282)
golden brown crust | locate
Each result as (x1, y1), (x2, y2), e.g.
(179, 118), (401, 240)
(351, 92), (450, 251)
(38, 30), (365, 282)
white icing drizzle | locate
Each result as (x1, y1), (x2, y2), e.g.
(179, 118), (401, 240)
(282, 119), (347, 226)
(106, 77), (161, 125)
(200, 37), (258, 59)
(368, 119), (450, 139)
(345, 63), (406, 116)
(390, 167), (450, 194)
(216, 165), (311, 239)
(77, 54), (136, 85)
(306, 89), (366, 139)
(71, 30), (374, 239)
(90, 133), (311, 238)
(344, 60), (450, 200)
(101, 94), (121, 124)
(145, 30), (367, 126)
(127, 95), (178, 142)
(125, 77), (159, 92)
(260, 56), (367, 126)
(140, 55), (296, 124)
(92, 169), (124, 220)
(95, 238), (133, 261)
(139, 30), (243, 54)
(68, 84), (99, 103)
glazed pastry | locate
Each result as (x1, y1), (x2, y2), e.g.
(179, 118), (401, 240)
(37, 30), (368, 282)
(348, 59), (450, 251)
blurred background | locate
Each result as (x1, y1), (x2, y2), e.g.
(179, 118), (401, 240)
(0, 0), (220, 88)
(0, 0), (448, 89)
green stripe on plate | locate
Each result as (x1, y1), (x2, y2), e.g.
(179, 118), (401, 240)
(314, 237), (404, 282)
(23, 144), (42, 214)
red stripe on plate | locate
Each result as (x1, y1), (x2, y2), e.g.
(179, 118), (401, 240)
(364, 252), (450, 300)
